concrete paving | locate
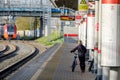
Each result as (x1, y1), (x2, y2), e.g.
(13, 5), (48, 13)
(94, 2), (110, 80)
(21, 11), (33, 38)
(53, 43), (96, 80)
(38, 41), (96, 80)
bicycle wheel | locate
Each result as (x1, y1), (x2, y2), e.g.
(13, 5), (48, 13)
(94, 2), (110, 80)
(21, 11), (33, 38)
(72, 64), (75, 72)
(72, 65), (75, 72)
(72, 60), (77, 72)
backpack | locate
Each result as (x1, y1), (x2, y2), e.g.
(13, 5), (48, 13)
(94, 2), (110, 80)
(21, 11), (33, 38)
(78, 45), (86, 57)
(82, 45), (87, 53)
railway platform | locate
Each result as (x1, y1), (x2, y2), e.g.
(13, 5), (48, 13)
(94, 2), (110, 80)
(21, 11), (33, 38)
(38, 41), (96, 80)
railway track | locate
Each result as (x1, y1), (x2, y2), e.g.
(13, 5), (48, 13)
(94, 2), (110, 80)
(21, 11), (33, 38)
(0, 41), (39, 79)
(6, 43), (60, 80)
(0, 44), (7, 53)
(0, 40), (60, 80)
(0, 44), (17, 59)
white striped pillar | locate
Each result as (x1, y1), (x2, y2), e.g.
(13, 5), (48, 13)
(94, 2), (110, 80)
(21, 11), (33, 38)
(79, 17), (87, 46)
(87, 10), (95, 60)
(101, 0), (120, 80)
(82, 17), (87, 46)
(87, 10), (95, 49)
(79, 20), (83, 40)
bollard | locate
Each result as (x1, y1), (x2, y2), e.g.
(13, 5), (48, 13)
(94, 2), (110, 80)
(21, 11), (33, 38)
(110, 67), (120, 80)
(102, 67), (110, 80)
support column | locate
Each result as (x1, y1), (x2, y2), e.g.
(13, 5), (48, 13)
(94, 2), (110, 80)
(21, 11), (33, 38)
(97, 0), (102, 79)
(87, 10), (95, 61)
(40, 16), (43, 37)
(101, 0), (120, 80)
(93, 0), (99, 74)
(30, 17), (32, 37)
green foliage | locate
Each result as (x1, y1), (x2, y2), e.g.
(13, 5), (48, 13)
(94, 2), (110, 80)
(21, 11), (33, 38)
(15, 17), (40, 30)
(35, 32), (63, 46)
(55, 0), (78, 10)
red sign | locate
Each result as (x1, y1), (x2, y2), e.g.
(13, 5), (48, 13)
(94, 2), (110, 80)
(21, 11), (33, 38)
(64, 34), (78, 37)
(76, 16), (82, 19)
(60, 16), (75, 21)
(102, 0), (120, 4)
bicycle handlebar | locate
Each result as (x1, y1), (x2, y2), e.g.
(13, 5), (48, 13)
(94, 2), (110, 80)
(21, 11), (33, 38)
(73, 52), (77, 55)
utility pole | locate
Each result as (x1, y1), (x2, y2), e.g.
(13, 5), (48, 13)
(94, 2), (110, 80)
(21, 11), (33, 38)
(40, 16), (43, 37)
(30, 17), (32, 37)
(39, 0), (43, 37)
(34, 17), (37, 38)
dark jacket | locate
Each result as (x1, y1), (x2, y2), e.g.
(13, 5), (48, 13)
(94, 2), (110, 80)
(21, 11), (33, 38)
(71, 44), (86, 57)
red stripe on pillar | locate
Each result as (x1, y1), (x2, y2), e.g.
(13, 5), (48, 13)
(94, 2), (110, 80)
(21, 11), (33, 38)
(94, 47), (98, 51)
(102, 0), (120, 4)
(64, 34), (78, 37)
(87, 14), (95, 17)
(98, 49), (101, 54)
(96, 23), (99, 31)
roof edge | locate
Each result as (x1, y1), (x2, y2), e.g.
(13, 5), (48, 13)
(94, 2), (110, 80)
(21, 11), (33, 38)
(50, 0), (58, 8)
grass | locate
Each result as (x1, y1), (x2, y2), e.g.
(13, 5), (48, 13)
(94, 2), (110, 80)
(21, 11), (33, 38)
(35, 33), (64, 46)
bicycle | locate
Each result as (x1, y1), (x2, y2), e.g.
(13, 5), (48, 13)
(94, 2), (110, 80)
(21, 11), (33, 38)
(88, 59), (94, 73)
(71, 52), (78, 72)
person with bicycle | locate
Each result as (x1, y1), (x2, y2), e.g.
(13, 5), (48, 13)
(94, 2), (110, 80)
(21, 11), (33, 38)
(70, 40), (87, 72)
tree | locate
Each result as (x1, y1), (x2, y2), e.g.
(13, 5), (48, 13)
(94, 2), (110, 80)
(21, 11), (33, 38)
(55, 0), (78, 10)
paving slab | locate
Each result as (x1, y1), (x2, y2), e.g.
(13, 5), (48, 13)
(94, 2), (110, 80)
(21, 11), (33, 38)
(38, 42), (96, 80)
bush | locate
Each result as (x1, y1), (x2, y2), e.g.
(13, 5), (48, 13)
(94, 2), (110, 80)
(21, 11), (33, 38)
(35, 33), (63, 46)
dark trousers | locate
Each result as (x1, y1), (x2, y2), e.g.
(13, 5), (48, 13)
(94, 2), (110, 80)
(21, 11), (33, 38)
(78, 56), (85, 71)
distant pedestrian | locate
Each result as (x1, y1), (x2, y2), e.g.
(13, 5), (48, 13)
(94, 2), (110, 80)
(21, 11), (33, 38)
(70, 40), (87, 72)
